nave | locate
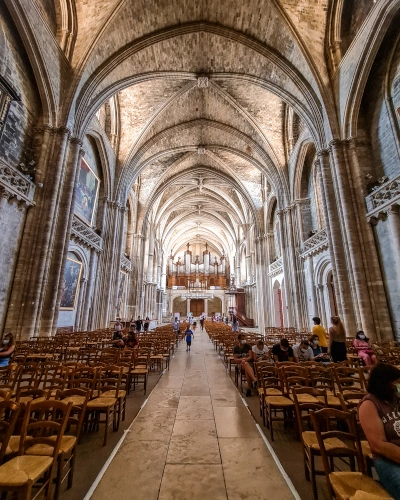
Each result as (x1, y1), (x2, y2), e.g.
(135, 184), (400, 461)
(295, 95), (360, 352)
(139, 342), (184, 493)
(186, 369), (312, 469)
(91, 326), (295, 500)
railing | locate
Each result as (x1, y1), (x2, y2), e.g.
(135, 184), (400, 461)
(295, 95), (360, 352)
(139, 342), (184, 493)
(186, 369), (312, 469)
(71, 215), (103, 253)
(0, 159), (35, 205)
(236, 311), (255, 328)
(365, 174), (400, 217)
(300, 228), (328, 258)
(268, 257), (283, 275)
(121, 255), (132, 272)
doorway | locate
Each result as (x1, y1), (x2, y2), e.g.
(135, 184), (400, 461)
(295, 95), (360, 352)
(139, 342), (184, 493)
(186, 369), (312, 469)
(190, 299), (205, 317)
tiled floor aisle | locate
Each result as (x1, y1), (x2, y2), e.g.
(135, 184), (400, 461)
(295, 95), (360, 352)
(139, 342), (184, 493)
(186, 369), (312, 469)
(92, 328), (296, 499)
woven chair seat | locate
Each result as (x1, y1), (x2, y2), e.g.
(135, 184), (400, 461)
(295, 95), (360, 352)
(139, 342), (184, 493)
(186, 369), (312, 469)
(264, 395), (294, 407)
(329, 472), (393, 500)
(317, 395), (341, 407)
(290, 393), (319, 403)
(258, 387), (282, 396)
(0, 456), (53, 486)
(302, 431), (348, 451)
(61, 395), (86, 406)
(25, 435), (76, 456)
(87, 397), (117, 408)
(100, 390), (126, 399)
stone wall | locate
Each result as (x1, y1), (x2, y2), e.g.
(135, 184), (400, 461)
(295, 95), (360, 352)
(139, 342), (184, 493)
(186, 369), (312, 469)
(0, 5), (41, 168)
(0, 199), (26, 334)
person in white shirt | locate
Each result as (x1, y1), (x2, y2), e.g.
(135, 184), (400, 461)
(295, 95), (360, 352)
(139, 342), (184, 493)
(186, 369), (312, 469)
(252, 339), (270, 361)
(293, 340), (314, 362)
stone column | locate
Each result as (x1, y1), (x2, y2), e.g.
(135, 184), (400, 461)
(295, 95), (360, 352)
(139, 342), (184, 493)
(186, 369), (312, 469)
(81, 249), (98, 331)
(316, 151), (356, 333)
(386, 205), (400, 282)
(186, 298), (191, 316)
(306, 255), (318, 321)
(43, 138), (85, 335)
(74, 278), (87, 331)
(329, 140), (376, 335)
(5, 126), (71, 338)
(345, 138), (393, 340)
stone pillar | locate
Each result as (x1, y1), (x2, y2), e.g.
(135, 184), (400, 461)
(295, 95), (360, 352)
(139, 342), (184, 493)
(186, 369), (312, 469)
(329, 140), (378, 337)
(345, 138), (393, 340)
(44, 138), (85, 335)
(5, 126), (72, 338)
(81, 249), (98, 331)
(386, 205), (400, 282)
(316, 151), (356, 334)
(74, 278), (87, 331)
(306, 255), (318, 323)
(186, 298), (191, 316)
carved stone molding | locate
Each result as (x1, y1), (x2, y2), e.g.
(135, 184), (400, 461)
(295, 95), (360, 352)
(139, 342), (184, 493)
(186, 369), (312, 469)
(121, 255), (132, 272)
(0, 159), (35, 207)
(300, 228), (328, 259)
(365, 174), (400, 222)
(197, 76), (209, 88)
(268, 257), (283, 276)
(71, 215), (103, 253)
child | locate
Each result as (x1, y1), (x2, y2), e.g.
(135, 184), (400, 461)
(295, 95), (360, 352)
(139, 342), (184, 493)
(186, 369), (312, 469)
(185, 327), (194, 352)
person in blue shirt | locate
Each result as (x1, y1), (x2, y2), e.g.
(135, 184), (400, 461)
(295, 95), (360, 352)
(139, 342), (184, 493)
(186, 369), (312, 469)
(185, 328), (194, 352)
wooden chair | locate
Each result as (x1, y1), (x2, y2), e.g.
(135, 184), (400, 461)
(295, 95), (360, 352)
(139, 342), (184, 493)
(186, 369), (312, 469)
(53, 389), (90, 499)
(0, 400), (21, 464)
(261, 367), (294, 440)
(130, 356), (149, 395)
(334, 367), (365, 394)
(310, 408), (392, 500)
(85, 367), (120, 446)
(0, 399), (72, 500)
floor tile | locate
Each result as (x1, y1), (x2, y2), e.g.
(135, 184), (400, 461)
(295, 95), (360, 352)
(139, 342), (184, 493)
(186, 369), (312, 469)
(158, 464), (227, 500)
(167, 419), (220, 464)
(220, 437), (295, 500)
(92, 440), (168, 500)
(176, 395), (214, 420)
(213, 406), (260, 438)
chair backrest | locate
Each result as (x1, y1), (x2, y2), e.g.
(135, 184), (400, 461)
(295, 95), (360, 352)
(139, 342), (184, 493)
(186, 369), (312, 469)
(309, 407), (365, 496)
(333, 366), (365, 393)
(309, 366), (335, 393)
(98, 366), (123, 396)
(56, 388), (90, 441)
(0, 400), (21, 464)
(16, 388), (49, 403)
(259, 366), (284, 393)
(20, 400), (73, 458)
(69, 366), (99, 395)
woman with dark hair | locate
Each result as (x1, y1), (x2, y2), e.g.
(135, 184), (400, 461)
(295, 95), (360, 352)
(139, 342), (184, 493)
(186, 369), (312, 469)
(0, 333), (15, 367)
(328, 316), (347, 362)
(232, 315), (239, 333)
(143, 317), (150, 333)
(359, 363), (400, 499)
(353, 331), (377, 366)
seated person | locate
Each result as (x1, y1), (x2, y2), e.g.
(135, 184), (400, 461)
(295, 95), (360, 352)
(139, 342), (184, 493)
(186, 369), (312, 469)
(252, 339), (270, 362)
(309, 334), (330, 362)
(293, 340), (314, 362)
(233, 334), (257, 397)
(272, 338), (294, 363)
(354, 331), (377, 366)
(112, 330), (125, 348)
(358, 363), (400, 500)
(125, 330), (139, 349)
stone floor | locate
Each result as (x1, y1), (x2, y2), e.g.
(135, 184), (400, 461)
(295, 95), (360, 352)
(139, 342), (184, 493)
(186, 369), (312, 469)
(90, 328), (297, 500)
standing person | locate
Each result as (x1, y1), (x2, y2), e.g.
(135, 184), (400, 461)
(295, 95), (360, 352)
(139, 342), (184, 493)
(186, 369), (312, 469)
(232, 314), (239, 332)
(172, 317), (180, 342)
(328, 316), (347, 362)
(358, 363), (400, 500)
(115, 318), (123, 332)
(233, 334), (257, 397)
(0, 333), (15, 367)
(192, 318), (197, 331)
(135, 316), (143, 333)
(200, 316), (205, 331)
(312, 317), (328, 353)
(143, 316), (150, 333)
(354, 331), (377, 366)
(185, 327), (194, 352)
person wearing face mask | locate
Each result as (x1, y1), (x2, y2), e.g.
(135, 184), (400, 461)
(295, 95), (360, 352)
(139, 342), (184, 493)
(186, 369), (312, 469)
(358, 363), (400, 499)
(0, 333), (15, 366)
(233, 334), (257, 397)
(272, 338), (294, 363)
(293, 340), (314, 362)
(354, 331), (377, 366)
(309, 334), (330, 362)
